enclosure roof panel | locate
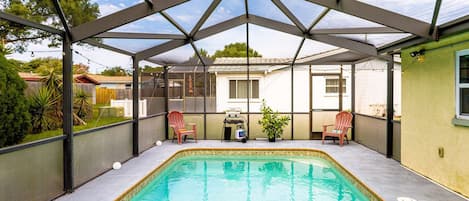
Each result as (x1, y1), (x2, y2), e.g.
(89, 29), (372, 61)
(2, 0), (469, 64)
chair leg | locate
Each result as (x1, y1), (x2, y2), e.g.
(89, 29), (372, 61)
(178, 134), (182, 145)
(339, 135), (344, 147)
(322, 133), (325, 144)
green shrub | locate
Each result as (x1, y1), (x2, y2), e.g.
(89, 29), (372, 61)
(258, 100), (290, 140)
(0, 55), (31, 147)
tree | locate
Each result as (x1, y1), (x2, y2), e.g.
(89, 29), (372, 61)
(101, 66), (130, 76)
(72, 63), (89, 74)
(15, 57), (89, 74)
(0, 54), (31, 147)
(0, 0), (99, 52)
(212, 42), (262, 59)
(141, 65), (163, 74)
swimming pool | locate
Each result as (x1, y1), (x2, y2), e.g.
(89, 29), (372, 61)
(117, 148), (382, 201)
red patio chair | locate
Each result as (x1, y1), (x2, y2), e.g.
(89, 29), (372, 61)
(168, 111), (197, 144)
(322, 111), (353, 146)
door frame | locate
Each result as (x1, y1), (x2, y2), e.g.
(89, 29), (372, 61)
(309, 69), (344, 139)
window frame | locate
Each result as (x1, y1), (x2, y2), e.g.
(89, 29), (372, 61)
(228, 78), (260, 100)
(456, 49), (469, 120)
(324, 77), (347, 95)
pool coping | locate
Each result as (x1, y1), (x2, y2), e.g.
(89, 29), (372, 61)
(115, 147), (384, 201)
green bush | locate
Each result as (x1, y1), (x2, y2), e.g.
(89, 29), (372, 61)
(258, 100), (290, 140)
(0, 55), (31, 147)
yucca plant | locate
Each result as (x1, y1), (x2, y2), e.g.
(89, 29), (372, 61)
(74, 89), (92, 120)
(29, 87), (58, 133)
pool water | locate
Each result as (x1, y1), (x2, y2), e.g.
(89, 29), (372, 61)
(131, 155), (369, 201)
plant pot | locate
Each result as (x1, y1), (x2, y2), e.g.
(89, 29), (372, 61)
(268, 136), (276, 142)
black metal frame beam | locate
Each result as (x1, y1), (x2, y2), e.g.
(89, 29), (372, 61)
(137, 14), (378, 61)
(94, 32), (186, 40)
(386, 56), (394, 158)
(62, 35), (74, 192)
(311, 27), (402, 34)
(247, 15), (378, 56)
(308, 8), (329, 32)
(305, 0), (435, 39)
(378, 16), (469, 54)
(0, 11), (64, 35)
(190, 0), (222, 37)
(52, 0), (71, 38)
(82, 39), (135, 56)
(290, 38), (306, 139)
(132, 56), (139, 156)
(245, 0), (251, 138)
(272, 0), (307, 32)
(136, 15), (246, 61)
(429, 0), (443, 36)
(70, 0), (188, 42)
(160, 11), (206, 66)
(351, 64), (356, 141)
(164, 66), (169, 140)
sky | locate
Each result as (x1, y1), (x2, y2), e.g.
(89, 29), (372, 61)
(5, 0), (469, 74)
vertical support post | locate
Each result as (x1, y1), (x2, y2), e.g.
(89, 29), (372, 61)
(203, 65), (207, 140)
(339, 65), (343, 111)
(62, 35), (74, 193)
(351, 64), (356, 141)
(164, 66), (169, 140)
(132, 56), (139, 156)
(386, 57), (394, 158)
(246, 23), (250, 137)
(309, 65), (312, 140)
(291, 64), (294, 140)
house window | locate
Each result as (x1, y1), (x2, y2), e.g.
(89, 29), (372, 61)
(456, 50), (469, 119)
(229, 80), (259, 99)
(325, 78), (346, 94)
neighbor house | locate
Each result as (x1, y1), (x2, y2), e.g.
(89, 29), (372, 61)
(210, 52), (401, 116)
(88, 74), (133, 89)
(18, 72), (99, 104)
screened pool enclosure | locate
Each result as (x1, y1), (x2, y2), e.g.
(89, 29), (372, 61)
(1, 0), (468, 200)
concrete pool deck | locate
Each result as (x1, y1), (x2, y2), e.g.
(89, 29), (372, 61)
(55, 140), (467, 201)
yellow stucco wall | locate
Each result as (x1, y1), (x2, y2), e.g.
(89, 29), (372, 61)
(401, 32), (469, 197)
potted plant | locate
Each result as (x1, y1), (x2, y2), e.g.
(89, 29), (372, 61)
(258, 101), (290, 142)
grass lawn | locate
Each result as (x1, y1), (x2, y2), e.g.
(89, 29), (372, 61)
(21, 104), (129, 144)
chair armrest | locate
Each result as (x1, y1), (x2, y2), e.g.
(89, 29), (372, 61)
(322, 124), (334, 127)
(187, 123), (196, 130)
(169, 124), (176, 128)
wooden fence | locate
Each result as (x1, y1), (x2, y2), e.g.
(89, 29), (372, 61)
(96, 88), (133, 104)
(96, 88), (116, 104)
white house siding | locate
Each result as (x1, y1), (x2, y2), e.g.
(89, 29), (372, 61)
(216, 69), (294, 112)
(215, 59), (400, 116)
(355, 59), (402, 117)
(215, 65), (353, 113)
